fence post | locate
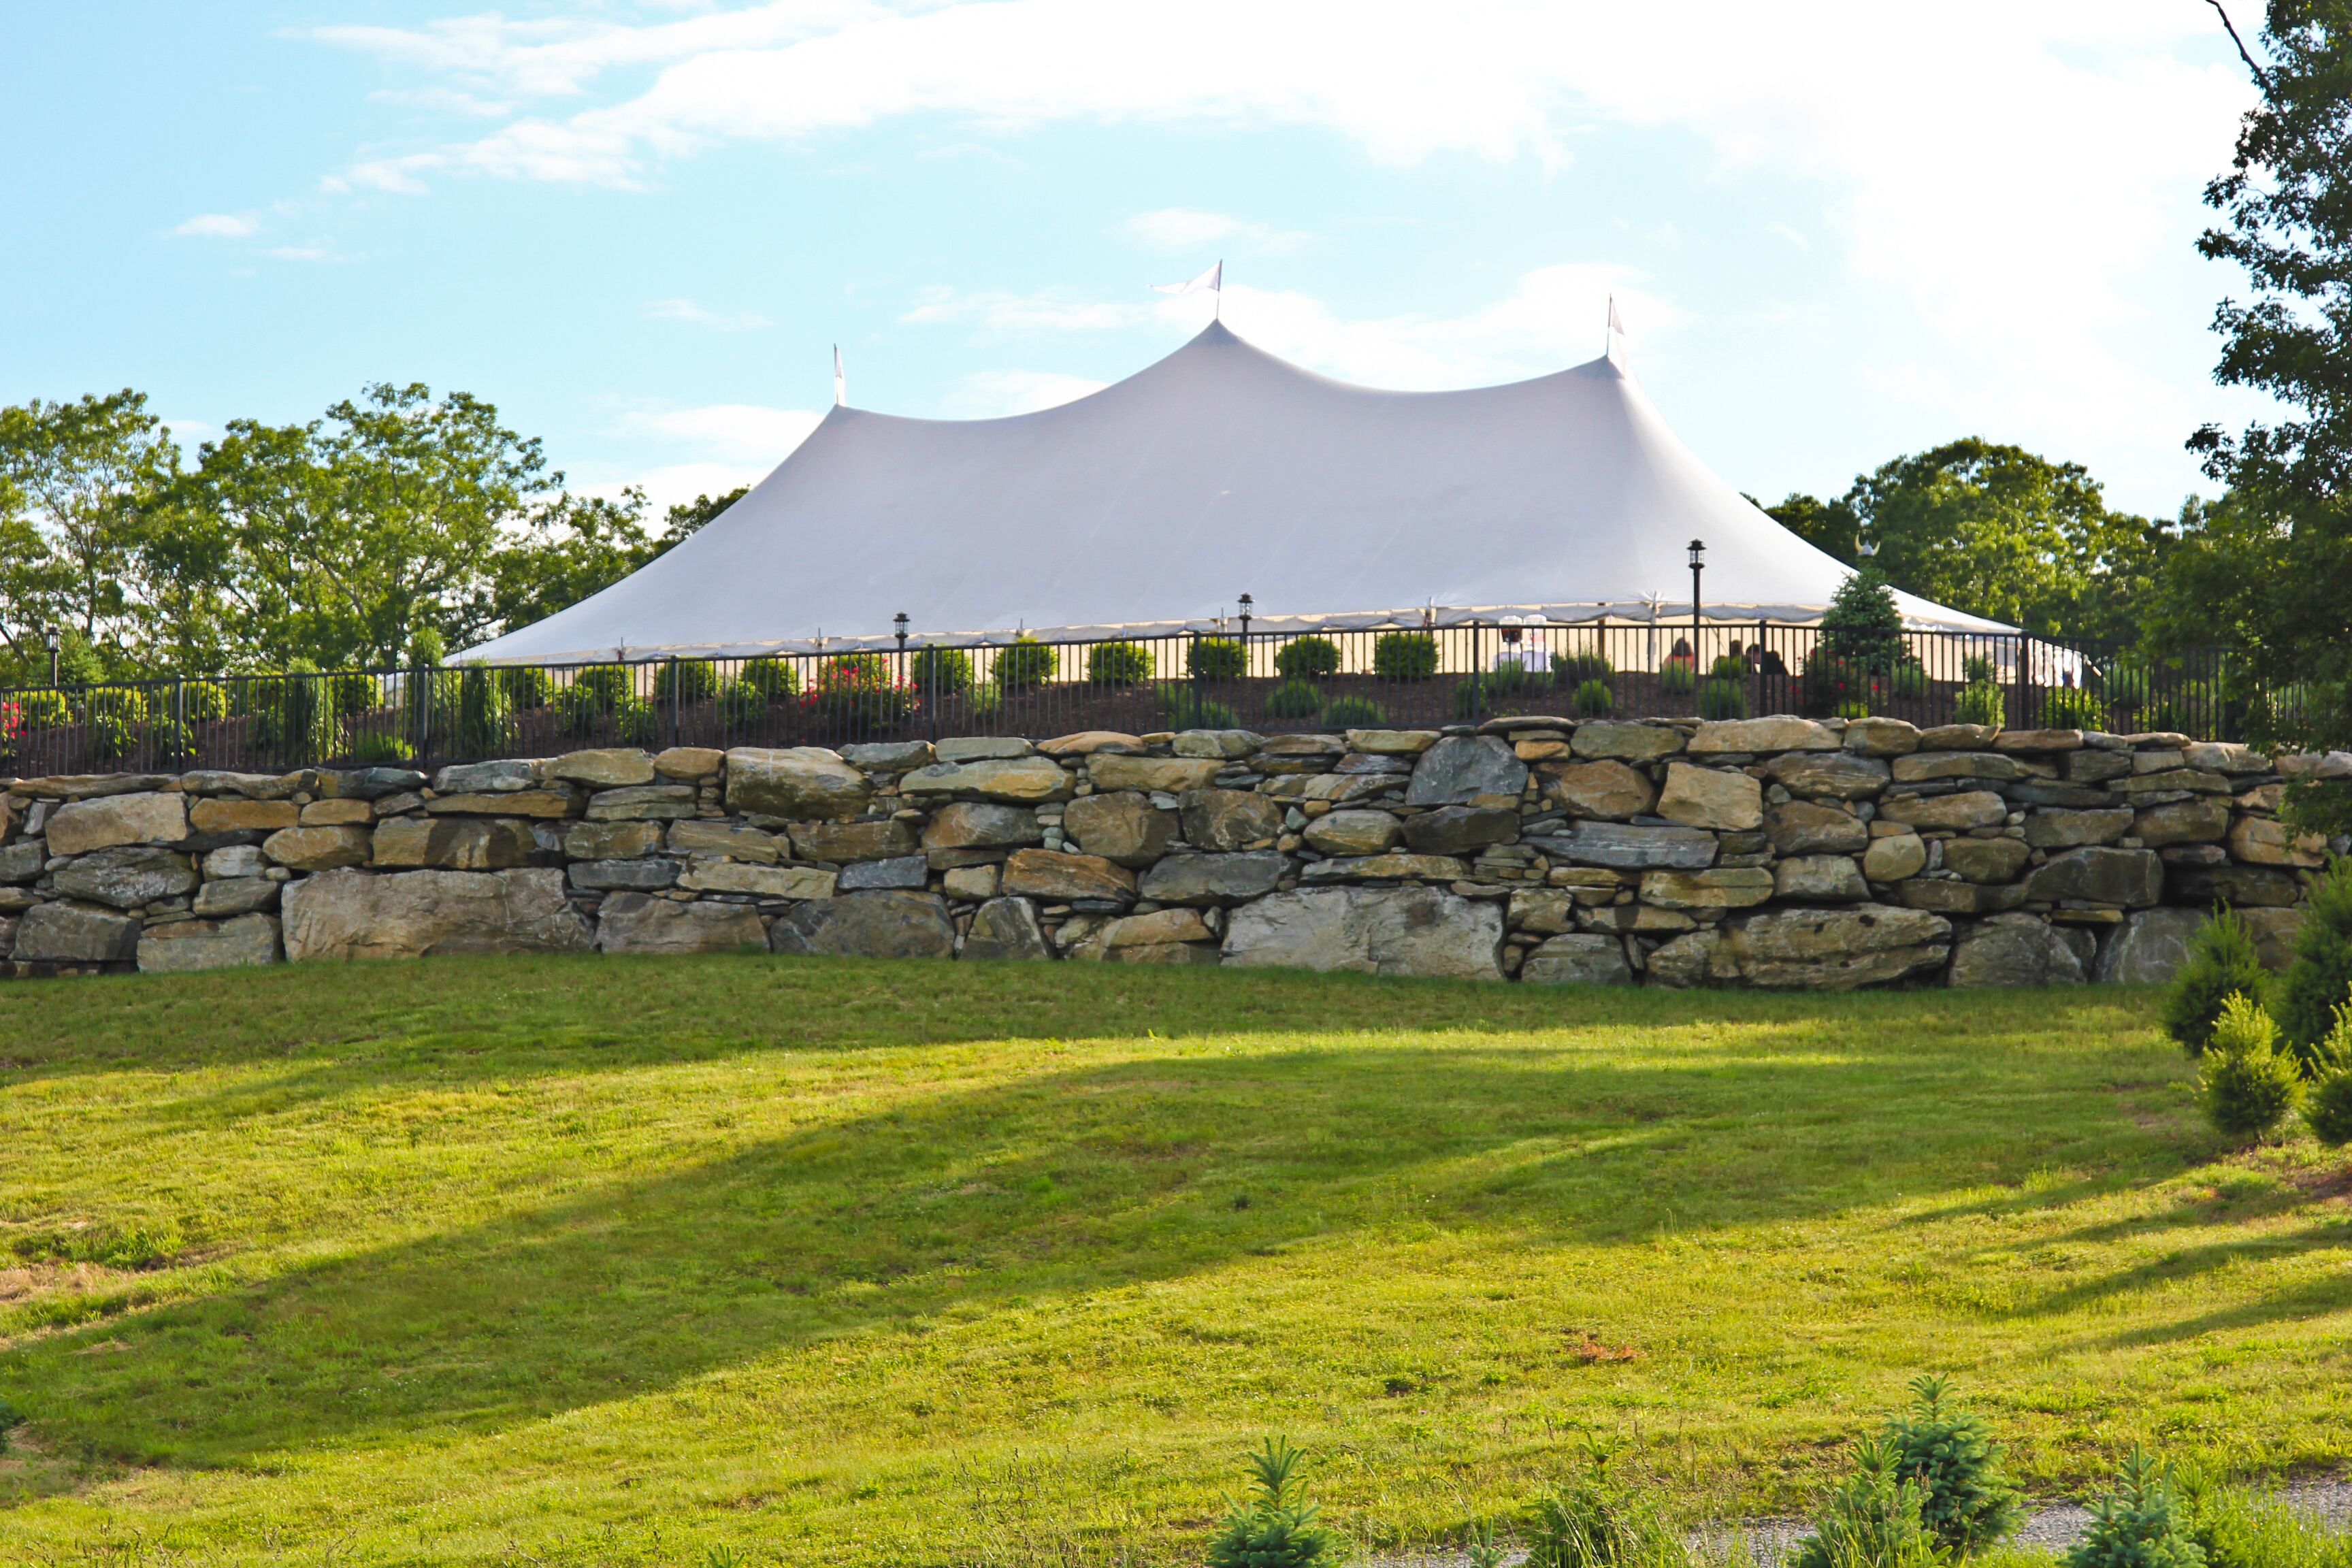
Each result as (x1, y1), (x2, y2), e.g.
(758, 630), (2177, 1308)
(925, 645), (938, 745)
(665, 656), (681, 750)
(1190, 630), (1201, 729)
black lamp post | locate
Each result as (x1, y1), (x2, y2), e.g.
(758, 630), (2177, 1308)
(1237, 593), (1252, 640)
(44, 624), (60, 687)
(1686, 539), (1705, 654)
(894, 611), (909, 651)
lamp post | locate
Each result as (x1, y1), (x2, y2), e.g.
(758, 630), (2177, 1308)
(44, 624), (59, 688)
(894, 611), (909, 651)
(1686, 539), (1705, 660)
(1237, 593), (1252, 639)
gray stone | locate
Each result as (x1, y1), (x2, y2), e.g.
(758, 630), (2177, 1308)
(2184, 741), (2268, 774)
(839, 740), (935, 771)
(46, 791), (188, 856)
(789, 818), (919, 864)
(2133, 798), (2232, 847)
(837, 855), (930, 891)
(1689, 717), (1838, 754)
(1173, 728), (1262, 759)
(282, 868), (592, 960)
(1862, 833), (1928, 882)
(581, 784), (696, 821)
(1137, 851), (1290, 906)
(1519, 933), (1634, 985)
(1993, 729), (2087, 754)
(922, 801), (1043, 851)
(1942, 836), (2033, 884)
(2024, 808), (2134, 849)
(0, 914), (14, 956)
(1303, 809), (1403, 856)
(934, 736), (1034, 762)
(372, 817), (536, 871)
(2023, 847), (2164, 908)
(1539, 759), (1656, 819)
(666, 819), (778, 863)
(1843, 717), (1921, 757)
(14, 900), (142, 963)
(1301, 852), (1468, 883)
(1948, 913), (2086, 987)
(1222, 884), (1503, 979)
(1405, 736), (1529, 805)
(1544, 821), (1718, 870)
(433, 760), (540, 794)
(0, 838), (50, 883)
(1644, 930), (1721, 987)
(725, 746), (872, 819)
(1766, 800), (1869, 856)
(594, 893), (766, 954)
(1767, 750), (1891, 800)
(1402, 804), (1520, 855)
(653, 747), (725, 781)
(941, 864), (999, 901)
(192, 877), (280, 917)
(1775, 855), (1869, 902)
(1062, 791), (1175, 866)
(201, 843), (269, 879)
(1568, 721), (1685, 762)
(2093, 906), (2209, 984)
(330, 767), (430, 800)
(182, 769), (305, 800)
(770, 890), (956, 959)
(421, 789), (578, 819)
(1335, 753), (1413, 776)
(2063, 749), (2134, 783)
(678, 860), (836, 899)
(1344, 728), (1441, 755)
(1657, 763), (1764, 830)
(545, 749), (657, 788)
(568, 858), (681, 892)
(1878, 791), (2009, 831)
(137, 913), (281, 973)
(2168, 862), (2304, 907)
(16, 773), (172, 802)
(1918, 723), (2001, 751)
(2229, 815), (2328, 868)
(1507, 888), (1580, 935)
(1181, 789), (1286, 852)
(960, 897), (1053, 961)
(563, 819), (666, 861)
(1088, 755), (1224, 793)
(1893, 751), (2029, 783)
(902, 757), (1077, 803)
(1715, 904), (1953, 990)
(54, 845), (199, 909)
(2240, 906), (2306, 970)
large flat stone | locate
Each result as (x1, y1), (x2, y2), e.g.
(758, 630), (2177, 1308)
(666, 819), (777, 862)
(1405, 735), (1529, 805)
(14, 900), (142, 963)
(1657, 763), (1763, 830)
(1402, 805), (1519, 855)
(1893, 751), (2029, 783)
(1539, 759), (1656, 819)
(263, 825), (374, 872)
(1061, 791), (1175, 866)
(1641, 866), (1776, 909)
(901, 757), (1077, 803)
(53, 846), (198, 909)
(922, 801), (1044, 851)
(563, 819), (666, 861)
(192, 877), (280, 917)
(1519, 932), (1634, 985)
(1223, 884), (1503, 979)
(2091, 906), (2208, 984)
(1137, 851), (1289, 906)
(1948, 913), (2085, 987)
(1774, 855), (1869, 902)
(2023, 847), (2164, 908)
(1766, 751), (1891, 800)
(2227, 815), (2328, 868)
(2168, 862), (2304, 907)
(1878, 791), (2009, 831)
(594, 893), (765, 954)
(1544, 821), (1718, 870)
(1843, 718), (1921, 757)
(1301, 852), (1469, 883)
(1181, 789), (1285, 852)
(1715, 904), (1953, 990)
(578, 785), (696, 822)
(1942, 836), (2033, 884)
(1345, 728), (1441, 755)
(1303, 809), (1403, 856)
(725, 746), (872, 819)
(188, 797), (300, 834)
(1689, 717), (1838, 753)
(837, 855), (929, 891)
(1087, 755), (1222, 794)
(789, 819), (919, 864)
(546, 749), (657, 788)
(1001, 847), (1137, 903)
(46, 791), (188, 856)
(677, 860), (836, 899)
(137, 913), (282, 973)
(2240, 906), (2306, 970)
(373, 817), (536, 870)
(1766, 800), (1869, 856)
(960, 896), (1053, 960)
(2024, 808), (2134, 849)
(281, 868), (591, 960)
(1897, 879), (2027, 915)
(2134, 798), (2231, 847)
(569, 858), (681, 892)
(434, 760), (540, 794)
(1568, 721), (1685, 762)
(425, 789), (581, 819)
(769, 890), (955, 959)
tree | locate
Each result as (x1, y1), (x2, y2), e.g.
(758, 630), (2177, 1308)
(488, 489), (659, 636)
(662, 485), (746, 546)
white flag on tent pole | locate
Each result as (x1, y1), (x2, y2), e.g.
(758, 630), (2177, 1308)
(1152, 261), (1222, 297)
(1604, 297), (1628, 365)
(832, 344), (847, 407)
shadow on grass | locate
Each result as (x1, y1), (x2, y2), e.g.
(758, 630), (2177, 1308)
(4, 1010), (2193, 1477)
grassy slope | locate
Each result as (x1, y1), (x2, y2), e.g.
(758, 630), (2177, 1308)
(0, 960), (2346, 1566)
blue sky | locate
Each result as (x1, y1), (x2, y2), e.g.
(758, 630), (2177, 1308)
(0, 1), (2272, 521)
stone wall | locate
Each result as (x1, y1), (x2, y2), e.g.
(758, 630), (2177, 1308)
(3, 715), (2347, 988)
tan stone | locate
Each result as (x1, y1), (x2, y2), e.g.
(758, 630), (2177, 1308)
(900, 757), (1077, 804)
(1515, 738), (1569, 761)
(1507, 889), (1580, 935)
(725, 746), (871, 819)
(1918, 723), (2001, 751)
(137, 913), (282, 973)
(46, 791), (188, 855)
(595, 893), (766, 954)
(263, 824), (373, 871)
(1656, 762), (1763, 831)
(1062, 791), (1176, 866)
(666, 819), (779, 863)
(281, 868), (591, 960)
(1303, 809), (1402, 856)
(2228, 814), (2327, 868)
(425, 789), (580, 818)
(581, 784), (700, 821)
(678, 860), (836, 899)
(1105, 940), (1222, 966)
(1297, 852), (1469, 883)
(2133, 798), (2232, 847)
(1774, 855), (1869, 902)
(1862, 833), (1928, 881)
(2023, 808), (2134, 849)
(1088, 755), (1224, 793)
(299, 798), (373, 826)
(1640, 866), (1776, 909)
(1765, 800), (1869, 857)
(1567, 721), (1684, 761)
(1104, 908), (1215, 947)
(1001, 847), (1137, 902)
(1942, 835), (2033, 883)
(372, 817), (534, 870)
(942, 864), (1000, 900)
(1993, 728), (2085, 753)
(655, 747), (725, 780)
(1298, 773), (1395, 804)
(1540, 759), (1656, 819)
(789, 819), (919, 864)
(1181, 789), (1284, 851)
(1688, 716), (1838, 754)
(547, 748), (657, 788)
(189, 797), (301, 833)
(564, 819), (666, 861)
(1877, 791), (2008, 830)
(1714, 904), (1952, 990)
(1036, 731), (1143, 757)
(1843, 717), (1921, 757)
(1345, 729), (1441, 755)
(1892, 751), (2029, 783)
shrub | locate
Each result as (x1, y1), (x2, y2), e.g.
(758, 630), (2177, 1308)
(714, 679), (768, 735)
(1458, 665), (1553, 717)
(146, 717), (197, 767)
(1659, 657), (1696, 696)
(1189, 636), (1247, 681)
(1372, 631), (1440, 681)
(2064, 1452), (2204, 1568)
(740, 656), (802, 701)
(966, 681), (1004, 719)
(11, 689), (70, 730)
(245, 673), (332, 760)
(2274, 856), (2352, 1071)
(2040, 686), (2108, 731)
(1790, 1437), (1947, 1568)
(1818, 570), (1908, 672)
(1275, 636), (1341, 680)
(1834, 700), (1872, 720)
(569, 664), (638, 712)
(1572, 679), (1614, 718)
(1799, 653), (1874, 717)
(2195, 994), (2302, 1142)
(906, 647), (971, 696)
(1953, 679), (2006, 729)
(2162, 909), (2271, 1055)
(2187, 1475), (2349, 1568)
(178, 680), (231, 722)
(86, 687), (152, 763)
(652, 658), (719, 704)
(1961, 655), (1997, 685)
(1322, 694), (1388, 727)
(1207, 1438), (1328, 1568)
(497, 666), (554, 710)
(1710, 655), (1747, 680)
(1885, 1375), (2021, 1555)
(346, 730), (416, 765)
(992, 636), (1058, 691)
(1559, 649), (1614, 684)
(448, 664), (514, 757)
(1088, 640), (1154, 686)
(1265, 679), (1325, 720)
(1888, 661), (1929, 701)
(2304, 1043), (2352, 1148)
(607, 697), (661, 748)
(811, 654), (913, 730)
(1697, 677), (1749, 720)
(325, 672), (382, 716)
(1156, 685), (1239, 730)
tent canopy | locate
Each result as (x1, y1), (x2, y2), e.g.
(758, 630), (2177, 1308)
(468, 321), (2006, 663)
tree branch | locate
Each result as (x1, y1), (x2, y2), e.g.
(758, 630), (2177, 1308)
(2206, 0), (2271, 91)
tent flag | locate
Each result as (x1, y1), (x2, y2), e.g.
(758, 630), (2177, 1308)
(1605, 297), (1627, 365)
(832, 345), (847, 408)
(1152, 260), (1223, 297)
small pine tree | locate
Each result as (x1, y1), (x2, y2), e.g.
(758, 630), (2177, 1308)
(2274, 856), (2352, 1072)
(1207, 1439), (1329, 1568)
(2160, 909), (2272, 1055)
(2064, 1452), (2204, 1568)
(1884, 1375), (2022, 1556)
(1791, 1437), (1948, 1568)
(1818, 568), (1908, 674)
(2195, 994), (2302, 1142)
(2300, 1004), (2352, 1146)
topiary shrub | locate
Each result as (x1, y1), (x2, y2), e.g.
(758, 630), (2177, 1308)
(1371, 632), (1439, 682)
(326, 672), (382, 717)
(497, 666), (554, 710)
(2041, 686), (2108, 732)
(2195, 994), (2302, 1142)
(1888, 661), (1929, 701)
(1697, 676), (1749, 720)
(1954, 679), (2006, 729)
(2274, 856), (2352, 1071)
(1156, 685), (1240, 730)
(1790, 1437), (1946, 1568)
(1559, 650), (1614, 685)
(1275, 636), (1341, 681)
(1884, 1375), (2021, 1555)
(1322, 694), (1388, 727)
(1189, 636), (1247, 681)
(992, 636), (1058, 691)
(1088, 640), (1154, 686)
(810, 653), (913, 730)
(570, 664), (638, 712)
(905, 647), (969, 697)
(1265, 679), (1324, 719)
(1659, 657), (1697, 697)
(1572, 679), (1614, 718)
(2161, 909), (2271, 1055)
(1207, 1439), (1328, 1568)
(740, 656), (802, 701)
(652, 658), (719, 704)
(346, 730), (416, 765)
(2064, 1452), (2204, 1568)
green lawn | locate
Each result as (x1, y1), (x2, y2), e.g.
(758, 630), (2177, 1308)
(0, 960), (2346, 1566)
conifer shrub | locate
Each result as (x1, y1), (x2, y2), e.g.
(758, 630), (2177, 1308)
(2304, 1061), (2352, 1149)
(1697, 677), (1749, 720)
(652, 658), (719, 703)
(1189, 636), (1248, 681)
(1818, 570), (1908, 672)
(2063, 1452), (2204, 1568)
(1156, 685), (1239, 730)
(1265, 679), (1324, 719)
(2195, 994), (2302, 1142)
(1559, 650), (1614, 684)
(1790, 1437), (1947, 1568)
(1371, 632), (1440, 681)
(1573, 679), (1614, 718)
(2040, 687), (2108, 732)
(992, 636), (1058, 691)
(1205, 1439), (1328, 1568)
(1088, 640), (1154, 686)
(1322, 695), (1388, 727)
(1884, 1375), (2021, 1555)
(2161, 909), (2270, 1054)
(1953, 679), (2006, 729)
(2274, 856), (2352, 1070)
(740, 656), (803, 700)
(497, 665), (554, 710)
(450, 664), (514, 757)
(1659, 657), (1697, 696)
(1275, 636), (1341, 681)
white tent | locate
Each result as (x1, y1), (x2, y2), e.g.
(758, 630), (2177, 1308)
(467, 322), (2007, 663)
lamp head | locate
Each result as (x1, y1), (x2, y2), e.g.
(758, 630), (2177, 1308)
(1687, 538), (1706, 569)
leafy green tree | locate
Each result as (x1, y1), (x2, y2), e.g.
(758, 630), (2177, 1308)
(663, 485), (747, 544)
(488, 489), (661, 636)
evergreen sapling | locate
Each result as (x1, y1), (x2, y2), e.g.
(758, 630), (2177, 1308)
(1884, 1375), (2022, 1556)
(2195, 994), (2302, 1142)
(2160, 909), (2271, 1054)
(1207, 1438), (1328, 1568)
(2274, 857), (2352, 1072)
(2063, 1451), (2204, 1568)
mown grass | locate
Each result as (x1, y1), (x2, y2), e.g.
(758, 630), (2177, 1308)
(0, 960), (2347, 1566)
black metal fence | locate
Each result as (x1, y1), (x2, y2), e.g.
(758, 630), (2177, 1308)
(0, 621), (2282, 777)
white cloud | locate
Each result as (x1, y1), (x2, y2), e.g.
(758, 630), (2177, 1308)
(582, 461), (771, 520)
(943, 370), (1109, 416)
(644, 297), (774, 330)
(621, 402), (823, 463)
(174, 213), (258, 238)
(901, 285), (1146, 333)
(1120, 208), (1309, 255)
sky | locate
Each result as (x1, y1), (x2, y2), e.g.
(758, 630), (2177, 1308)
(0, 1), (2278, 523)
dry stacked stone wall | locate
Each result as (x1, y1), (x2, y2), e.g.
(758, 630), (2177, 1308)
(3, 715), (2347, 987)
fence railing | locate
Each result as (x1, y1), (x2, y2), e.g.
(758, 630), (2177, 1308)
(0, 622), (2283, 777)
